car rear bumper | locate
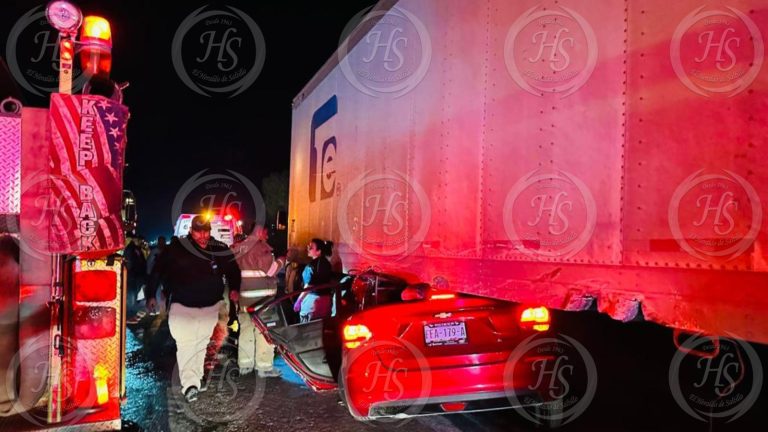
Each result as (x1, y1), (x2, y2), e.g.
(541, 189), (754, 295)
(367, 389), (541, 419)
(343, 355), (541, 419)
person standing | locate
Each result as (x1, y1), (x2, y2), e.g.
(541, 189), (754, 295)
(147, 236), (167, 274)
(146, 216), (241, 402)
(124, 236), (147, 324)
(231, 226), (284, 377)
(294, 239), (334, 323)
(146, 236), (167, 313)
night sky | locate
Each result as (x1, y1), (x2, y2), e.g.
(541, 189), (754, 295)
(1, 0), (373, 240)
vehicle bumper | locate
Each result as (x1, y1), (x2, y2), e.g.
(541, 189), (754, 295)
(343, 355), (541, 419)
(368, 390), (541, 419)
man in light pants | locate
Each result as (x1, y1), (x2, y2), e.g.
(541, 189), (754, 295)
(147, 216), (241, 402)
(231, 226), (283, 377)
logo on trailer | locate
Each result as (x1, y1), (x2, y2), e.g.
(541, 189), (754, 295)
(172, 5), (266, 98)
(669, 334), (763, 422)
(504, 334), (598, 427)
(668, 170), (762, 261)
(504, 5), (598, 97)
(338, 171), (430, 260)
(503, 170), (596, 259)
(309, 96), (338, 202)
(338, 5), (432, 98)
(671, 6), (764, 97)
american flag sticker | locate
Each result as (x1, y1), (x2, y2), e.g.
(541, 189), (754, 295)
(48, 94), (129, 257)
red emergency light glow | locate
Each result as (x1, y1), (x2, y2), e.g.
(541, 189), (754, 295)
(61, 39), (74, 61)
(72, 363), (111, 408)
(440, 402), (467, 412)
(73, 306), (116, 339)
(74, 270), (117, 302)
(343, 324), (372, 349)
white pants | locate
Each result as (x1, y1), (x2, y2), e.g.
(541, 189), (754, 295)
(168, 301), (222, 394)
(237, 311), (275, 371)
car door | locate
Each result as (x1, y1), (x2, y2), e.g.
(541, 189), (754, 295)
(252, 282), (351, 391)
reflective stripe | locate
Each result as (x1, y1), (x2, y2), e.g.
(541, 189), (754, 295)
(241, 289), (277, 298)
(241, 270), (268, 278)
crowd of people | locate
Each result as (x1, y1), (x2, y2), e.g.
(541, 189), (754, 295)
(124, 216), (336, 403)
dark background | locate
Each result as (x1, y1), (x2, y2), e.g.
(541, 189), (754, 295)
(1, 0), (373, 240)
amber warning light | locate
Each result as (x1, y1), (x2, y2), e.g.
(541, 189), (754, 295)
(80, 16), (112, 78)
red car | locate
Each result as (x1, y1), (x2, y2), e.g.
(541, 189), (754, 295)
(250, 270), (554, 421)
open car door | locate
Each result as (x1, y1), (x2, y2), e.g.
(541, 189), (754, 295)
(251, 280), (353, 392)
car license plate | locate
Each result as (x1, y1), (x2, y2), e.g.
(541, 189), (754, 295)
(424, 321), (467, 346)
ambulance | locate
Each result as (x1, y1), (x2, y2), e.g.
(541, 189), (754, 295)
(173, 213), (244, 247)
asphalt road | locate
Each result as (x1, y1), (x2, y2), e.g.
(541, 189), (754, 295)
(122, 311), (767, 432)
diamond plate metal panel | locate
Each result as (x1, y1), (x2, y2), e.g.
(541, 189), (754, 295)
(0, 113), (21, 215)
(56, 258), (123, 425)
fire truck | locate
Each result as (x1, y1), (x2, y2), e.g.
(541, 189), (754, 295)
(1, 3), (130, 430)
(288, 0), (768, 346)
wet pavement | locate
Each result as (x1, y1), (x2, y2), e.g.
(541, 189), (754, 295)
(122, 311), (768, 432)
(121, 314), (539, 432)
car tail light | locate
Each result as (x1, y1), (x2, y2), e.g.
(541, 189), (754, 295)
(520, 306), (550, 332)
(343, 324), (372, 349)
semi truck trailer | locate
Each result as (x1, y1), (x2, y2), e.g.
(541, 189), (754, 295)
(288, 0), (768, 345)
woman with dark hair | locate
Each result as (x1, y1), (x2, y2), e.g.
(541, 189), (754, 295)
(293, 238), (334, 322)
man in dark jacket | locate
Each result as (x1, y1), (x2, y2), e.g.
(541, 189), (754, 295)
(146, 216), (241, 402)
